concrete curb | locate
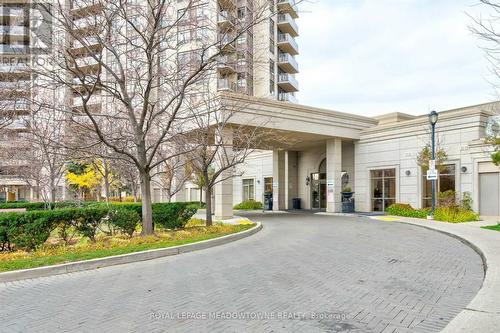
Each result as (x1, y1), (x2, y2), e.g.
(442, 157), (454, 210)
(0, 222), (262, 283)
(377, 216), (500, 333)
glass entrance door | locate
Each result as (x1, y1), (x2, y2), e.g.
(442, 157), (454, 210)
(311, 172), (327, 209)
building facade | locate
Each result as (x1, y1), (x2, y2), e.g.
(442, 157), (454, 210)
(0, 1), (33, 201)
(226, 101), (499, 216)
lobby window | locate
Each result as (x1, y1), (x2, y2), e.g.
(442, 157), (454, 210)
(371, 169), (396, 211)
(242, 179), (255, 201)
(264, 177), (273, 194)
(422, 164), (456, 208)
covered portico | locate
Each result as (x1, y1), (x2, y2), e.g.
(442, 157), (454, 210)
(213, 95), (377, 219)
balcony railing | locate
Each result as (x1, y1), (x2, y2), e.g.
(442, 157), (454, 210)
(278, 53), (299, 73)
(277, 73), (299, 92)
(277, 13), (299, 37)
(216, 55), (236, 73)
(217, 78), (236, 91)
(0, 7), (24, 17)
(0, 63), (29, 73)
(0, 25), (28, 37)
(277, 32), (299, 55)
(278, 92), (298, 103)
(0, 44), (28, 54)
(277, 0), (299, 19)
(217, 11), (235, 27)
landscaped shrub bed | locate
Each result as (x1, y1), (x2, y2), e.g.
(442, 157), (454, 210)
(0, 223), (255, 272)
(433, 206), (479, 223)
(0, 203), (197, 251)
(385, 203), (429, 218)
(386, 202), (479, 223)
(234, 200), (263, 210)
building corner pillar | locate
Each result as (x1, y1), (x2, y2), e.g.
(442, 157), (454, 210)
(326, 138), (342, 213)
(215, 128), (234, 220)
(272, 150), (286, 211)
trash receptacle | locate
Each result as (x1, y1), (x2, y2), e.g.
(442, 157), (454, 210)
(292, 198), (301, 210)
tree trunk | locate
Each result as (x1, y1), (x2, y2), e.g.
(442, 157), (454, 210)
(205, 185), (212, 226)
(50, 176), (56, 204)
(140, 170), (154, 235)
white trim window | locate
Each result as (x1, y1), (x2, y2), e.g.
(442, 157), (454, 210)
(370, 168), (396, 212)
(242, 179), (255, 201)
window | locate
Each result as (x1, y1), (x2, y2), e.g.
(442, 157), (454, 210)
(177, 29), (190, 45)
(177, 8), (188, 22)
(237, 33), (247, 45)
(237, 7), (246, 19)
(237, 72), (246, 87)
(269, 79), (275, 95)
(422, 164), (456, 208)
(371, 169), (396, 211)
(242, 179), (255, 201)
(264, 177), (273, 194)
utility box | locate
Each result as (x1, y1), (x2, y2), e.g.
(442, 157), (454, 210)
(292, 198), (301, 210)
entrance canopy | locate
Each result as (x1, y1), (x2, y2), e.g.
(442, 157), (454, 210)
(222, 93), (378, 150)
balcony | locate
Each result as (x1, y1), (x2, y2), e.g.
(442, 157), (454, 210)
(218, 0), (236, 9)
(216, 55), (236, 74)
(0, 63), (29, 74)
(277, 13), (298, 37)
(277, 33), (299, 55)
(0, 7), (23, 18)
(278, 53), (299, 74)
(219, 34), (236, 52)
(278, 92), (298, 103)
(277, 73), (299, 92)
(0, 44), (28, 55)
(72, 0), (104, 19)
(217, 78), (236, 92)
(277, 0), (299, 19)
(0, 81), (30, 90)
(217, 11), (235, 29)
(0, 25), (28, 41)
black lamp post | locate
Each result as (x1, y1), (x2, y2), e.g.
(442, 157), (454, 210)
(428, 110), (439, 217)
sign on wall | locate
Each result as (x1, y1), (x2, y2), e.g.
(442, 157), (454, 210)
(327, 180), (334, 202)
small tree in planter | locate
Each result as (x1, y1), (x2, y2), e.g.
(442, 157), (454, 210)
(341, 186), (354, 201)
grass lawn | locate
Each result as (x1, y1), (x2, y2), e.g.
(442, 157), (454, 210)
(0, 223), (255, 272)
(481, 224), (500, 232)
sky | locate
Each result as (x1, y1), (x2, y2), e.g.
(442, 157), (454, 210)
(296, 0), (496, 116)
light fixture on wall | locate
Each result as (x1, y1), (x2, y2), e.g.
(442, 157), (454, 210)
(305, 176), (310, 186)
(257, 179), (261, 184)
(405, 170), (411, 176)
(461, 166), (467, 173)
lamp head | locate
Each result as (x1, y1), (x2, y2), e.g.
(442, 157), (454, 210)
(429, 110), (438, 126)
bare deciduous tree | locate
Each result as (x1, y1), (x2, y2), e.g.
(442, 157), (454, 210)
(31, 0), (273, 234)
(470, 0), (500, 163)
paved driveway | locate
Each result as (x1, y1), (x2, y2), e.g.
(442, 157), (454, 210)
(0, 213), (484, 333)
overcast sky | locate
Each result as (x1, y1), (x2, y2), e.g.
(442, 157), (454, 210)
(296, 0), (495, 116)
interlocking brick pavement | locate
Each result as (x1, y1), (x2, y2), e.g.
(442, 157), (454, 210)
(0, 213), (484, 332)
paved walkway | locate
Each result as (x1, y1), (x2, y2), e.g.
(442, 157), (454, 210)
(372, 216), (500, 333)
(0, 213), (484, 333)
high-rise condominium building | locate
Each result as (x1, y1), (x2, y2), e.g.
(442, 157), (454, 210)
(0, 0), (299, 202)
(0, 2), (32, 201)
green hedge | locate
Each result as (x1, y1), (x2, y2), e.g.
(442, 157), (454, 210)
(234, 200), (263, 210)
(0, 201), (97, 211)
(0, 203), (197, 251)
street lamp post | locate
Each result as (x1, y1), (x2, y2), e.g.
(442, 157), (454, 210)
(428, 110), (439, 217)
